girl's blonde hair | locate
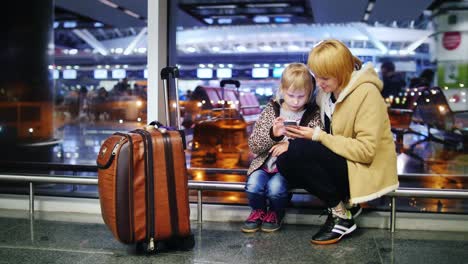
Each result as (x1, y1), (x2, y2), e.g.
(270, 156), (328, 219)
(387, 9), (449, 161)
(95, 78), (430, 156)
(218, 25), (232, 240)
(307, 39), (362, 91)
(277, 63), (315, 101)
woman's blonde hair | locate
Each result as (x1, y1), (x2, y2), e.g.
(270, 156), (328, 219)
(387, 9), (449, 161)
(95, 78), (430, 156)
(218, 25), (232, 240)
(307, 39), (362, 90)
(277, 63), (315, 101)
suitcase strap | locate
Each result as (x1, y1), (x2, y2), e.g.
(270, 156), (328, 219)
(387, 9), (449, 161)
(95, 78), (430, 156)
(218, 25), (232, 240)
(162, 132), (180, 237)
(133, 129), (155, 250)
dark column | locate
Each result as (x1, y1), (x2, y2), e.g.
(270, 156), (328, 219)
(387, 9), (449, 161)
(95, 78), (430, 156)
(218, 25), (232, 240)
(0, 1), (54, 143)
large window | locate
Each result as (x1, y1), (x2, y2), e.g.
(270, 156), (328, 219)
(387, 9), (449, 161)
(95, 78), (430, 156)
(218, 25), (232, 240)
(1, 1), (467, 214)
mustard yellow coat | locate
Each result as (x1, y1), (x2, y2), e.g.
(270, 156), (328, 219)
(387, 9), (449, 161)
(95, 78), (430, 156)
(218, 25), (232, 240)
(314, 63), (399, 204)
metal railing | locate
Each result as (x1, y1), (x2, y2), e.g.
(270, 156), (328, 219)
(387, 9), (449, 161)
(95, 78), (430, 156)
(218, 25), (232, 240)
(1, 172), (468, 232)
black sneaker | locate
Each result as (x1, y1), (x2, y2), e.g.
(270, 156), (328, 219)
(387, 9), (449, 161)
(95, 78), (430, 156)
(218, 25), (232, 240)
(310, 210), (356, 245)
(261, 210), (283, 232)
(241, 209), (266, 233)
(348, 204), (362, 219)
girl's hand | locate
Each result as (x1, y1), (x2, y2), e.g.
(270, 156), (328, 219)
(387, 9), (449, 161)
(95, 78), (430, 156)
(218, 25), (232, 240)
(269, 141), (289, 157)
(272, 117), (286, 137)
(285, 126), (314, 140)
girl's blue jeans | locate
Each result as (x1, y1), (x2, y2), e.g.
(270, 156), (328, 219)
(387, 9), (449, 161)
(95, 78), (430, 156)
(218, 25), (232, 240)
(245, 169), (289, 211)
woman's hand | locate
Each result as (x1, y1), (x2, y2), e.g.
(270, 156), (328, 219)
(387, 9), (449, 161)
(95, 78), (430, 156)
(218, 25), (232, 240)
(269, 141), (289, 157)
(272, 117), (286, 137)
(285, 126), (315, 140)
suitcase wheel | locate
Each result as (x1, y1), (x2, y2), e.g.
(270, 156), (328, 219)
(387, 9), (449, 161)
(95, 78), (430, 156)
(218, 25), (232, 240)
(178, 234), (195, 251)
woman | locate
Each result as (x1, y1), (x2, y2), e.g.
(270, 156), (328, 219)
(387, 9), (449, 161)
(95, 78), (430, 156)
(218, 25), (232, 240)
(276, 40), (399, 245)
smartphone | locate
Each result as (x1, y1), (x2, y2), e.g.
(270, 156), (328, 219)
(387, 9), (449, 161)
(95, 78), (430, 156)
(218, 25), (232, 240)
(283, 120), (298, 126)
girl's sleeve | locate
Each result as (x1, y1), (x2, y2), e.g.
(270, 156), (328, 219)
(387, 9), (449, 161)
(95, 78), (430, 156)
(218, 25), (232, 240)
(248, 104), (278, 155)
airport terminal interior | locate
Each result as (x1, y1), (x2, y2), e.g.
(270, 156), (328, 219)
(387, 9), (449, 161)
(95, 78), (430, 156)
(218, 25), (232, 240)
(1, 0), (467, 263)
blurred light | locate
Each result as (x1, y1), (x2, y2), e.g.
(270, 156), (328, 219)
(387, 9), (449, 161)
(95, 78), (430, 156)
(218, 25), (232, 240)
(204, 18), (214, 24)
(253, 16), (270, 23)
(53, 22), (60, 28)
(460, 83), (465, 87)
(124, 9), (140, 19)
(227, 64), (233, 68)
(218, 18), (232, 24)
(63, 21), (77, 28)
(260, 45), (272, 51)
(236, 46), (247, 52)
(119, 119), (124, 124)
(28, 128), (34, 133)
(69, 49), (78, 55)
(438, 105), (446, 114)
(212, 46), (220, 52)
(274, 17), (290, 23)
(288, 44), (300, 51)
(136, 100), (143, 107)
(99, 0), (118, 8)
(137, 117), (142, 122)
(94, 22), (104, 28)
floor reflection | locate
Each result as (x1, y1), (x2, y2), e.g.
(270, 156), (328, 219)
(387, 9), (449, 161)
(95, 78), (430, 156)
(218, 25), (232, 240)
(0, 121), (466, 214)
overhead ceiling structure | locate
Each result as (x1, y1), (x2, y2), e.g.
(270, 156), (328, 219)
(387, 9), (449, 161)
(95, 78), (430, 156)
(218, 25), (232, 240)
(55, 0), (147, 28)
(178, 0), (314, 25)
(52, 0), (439, 65)
(178, 0), (435, 25)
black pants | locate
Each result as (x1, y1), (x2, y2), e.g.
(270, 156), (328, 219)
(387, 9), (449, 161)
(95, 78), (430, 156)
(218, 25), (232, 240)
(277, 139), (349, 208)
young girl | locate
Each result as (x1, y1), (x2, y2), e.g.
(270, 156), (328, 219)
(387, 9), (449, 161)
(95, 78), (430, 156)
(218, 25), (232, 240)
(242, 63), (322, 233)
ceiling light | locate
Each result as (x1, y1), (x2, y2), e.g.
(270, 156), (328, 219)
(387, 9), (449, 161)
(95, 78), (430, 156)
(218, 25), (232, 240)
(99, 0), (118, 9)
(218, 18), (232, 24)
(253, 16), (270, 23)
(197, 5), (236, 9)
(124, 9), (140, 19)
(204, 18), (214, 24)
(246, 3), (289, 8)
(366, 2), (375, 12)
(363, 12), (370, 21)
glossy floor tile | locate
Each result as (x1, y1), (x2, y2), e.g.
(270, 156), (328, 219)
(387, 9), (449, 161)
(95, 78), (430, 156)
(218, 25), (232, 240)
(0, 216), (467, 264)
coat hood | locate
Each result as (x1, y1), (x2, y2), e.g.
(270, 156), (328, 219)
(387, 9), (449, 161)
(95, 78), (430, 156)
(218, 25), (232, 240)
(316, 63), (384, 129)
(336, 62), (383, 103)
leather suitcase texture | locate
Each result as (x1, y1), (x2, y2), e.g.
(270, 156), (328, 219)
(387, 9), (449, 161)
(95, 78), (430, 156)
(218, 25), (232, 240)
(97, 66), (194, 253)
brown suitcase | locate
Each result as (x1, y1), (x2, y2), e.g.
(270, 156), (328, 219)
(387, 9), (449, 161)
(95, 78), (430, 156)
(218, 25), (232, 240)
(97, 66), (194, 253)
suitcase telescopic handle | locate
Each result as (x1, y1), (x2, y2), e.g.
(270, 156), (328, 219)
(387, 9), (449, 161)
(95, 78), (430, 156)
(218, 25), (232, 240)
(220, 79), (240, 88)
(160, 66), (181, 129)
(160, 66), (180, 80)
(220, 79), (241, 118)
